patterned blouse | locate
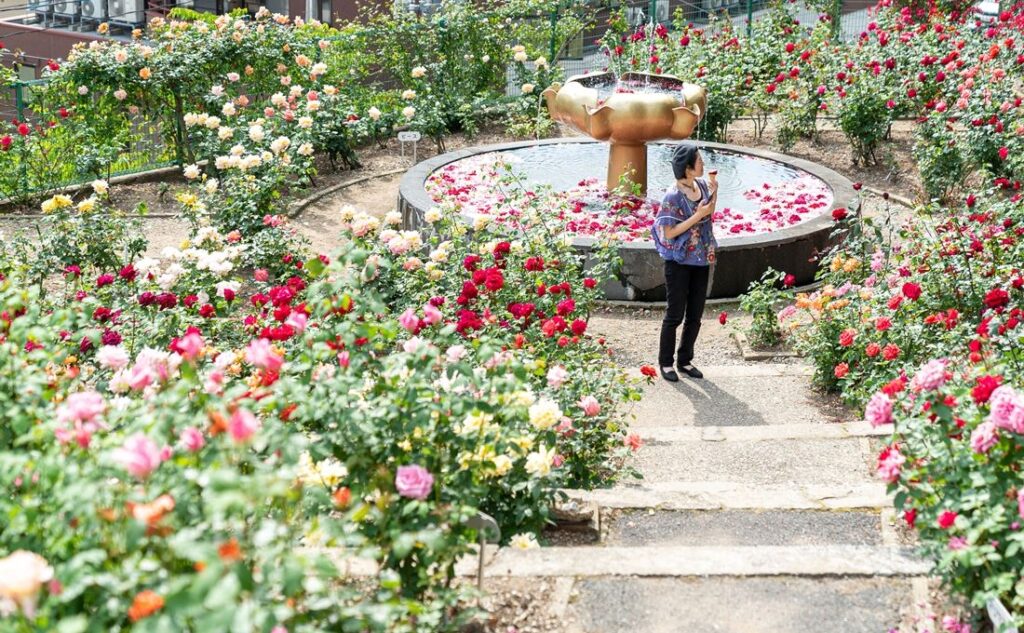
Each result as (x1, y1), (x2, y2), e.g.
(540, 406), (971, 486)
(651, 179), (717, 266)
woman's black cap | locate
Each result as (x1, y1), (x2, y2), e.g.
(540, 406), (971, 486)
(670, 144), (699, 180)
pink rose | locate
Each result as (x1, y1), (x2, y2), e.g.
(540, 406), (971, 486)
(395, 464), (433, 500)
(57, 391), (105, 424)
(254, 268), (269, 282)
(228, 409), (261, 443)
(969, 421), (999, 454)
(96, 345), (129, 370)
(112, 434), (166, 479)
(422, 303), (442, 326)
(864, 392), (892, 427)
(245, 339), (284, 373)
(285, 312), (308, 333)
(180, 427), (205, 452)
(176, 331), (204, 361)
(398, 308), (419, 333)
(546, 365), (568, 389)
(579, 395), (601, 417)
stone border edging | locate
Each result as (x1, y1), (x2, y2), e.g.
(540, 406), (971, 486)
(731, 331), (801, 360)
(0, 164), (186, 214)
(286, 167), (409, 218)
(861, 186), (916, 209)
(0, 166), (412, 222)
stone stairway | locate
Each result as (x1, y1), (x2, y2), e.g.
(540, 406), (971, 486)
(487, 352), (932, 632)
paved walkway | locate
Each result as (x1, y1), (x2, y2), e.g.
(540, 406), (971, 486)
(483, 313), (932, 633)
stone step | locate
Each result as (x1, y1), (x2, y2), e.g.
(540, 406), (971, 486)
(639, 421), (892, 443)
(602, 508), (886, 547)
(626, 365), (851, 428)
(485, 544), (929, 578)
(630, 436), (873, 485)
(566, 482), (890, 511)
(566, 576), (920, 633)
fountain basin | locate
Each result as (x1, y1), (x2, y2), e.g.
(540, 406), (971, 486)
(398, 138), (859, 300)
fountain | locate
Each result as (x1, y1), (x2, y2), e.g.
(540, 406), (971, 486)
(541, 71), (707, 196)
(398, 69), (859, 300)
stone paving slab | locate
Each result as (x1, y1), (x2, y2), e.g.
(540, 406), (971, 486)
(567, 576), (918, 633)
(627, 369), (848, 427)
(603, 509), (883, 547)
(631, 437), (872, 485)
(485, 545), (929, 577)
(639, 421), (892, 443)
(570, 482), (890, 511)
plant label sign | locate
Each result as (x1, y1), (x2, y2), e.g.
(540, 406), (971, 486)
(398, 131), (421, 163)
(986, 598), (1018, 633)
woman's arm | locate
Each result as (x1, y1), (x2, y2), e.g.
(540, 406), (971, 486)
(662, 201), (713, 239)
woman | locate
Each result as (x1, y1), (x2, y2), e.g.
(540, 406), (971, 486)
(651, 144), (718, 382)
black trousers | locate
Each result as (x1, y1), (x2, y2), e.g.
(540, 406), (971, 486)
(658, 261), (710, 368)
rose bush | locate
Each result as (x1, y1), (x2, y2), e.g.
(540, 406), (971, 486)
(0, 163), (642, 629)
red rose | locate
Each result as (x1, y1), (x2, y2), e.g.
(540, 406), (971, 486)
(832, 207), (848, 221)
(984, 287), (1009, 310)
(640, 365), (657, 378)
(783, 274), (796, 288)
(838, 328), (856, 346)
(199, 304), (216, 318)
(570, 318), (587, 336)
(16, 123), (29, 136)
(882, 343), (901, 360)
(0, 135), (11, 150)
(971, 375), (1001, 404)
(998, 146), (1009, 161)
(865, 342), (881, 357)
(718, 311), (728, 325)
(583, 277), (597, 289)
(834, 362), (849, 378)
(936, 510), (957, 529)
(901, 282), (922, 300)
(484, 269), (504, 292)
(903, 508), (916, 528)
(875, 317), (892, 331)
(852, 182), (862, 191)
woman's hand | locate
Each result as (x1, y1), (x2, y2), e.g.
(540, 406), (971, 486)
(695, 200), (714, 220)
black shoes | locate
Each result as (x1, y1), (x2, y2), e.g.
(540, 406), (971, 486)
(660, 367), (680, 382)
(677, 364), (704, 379)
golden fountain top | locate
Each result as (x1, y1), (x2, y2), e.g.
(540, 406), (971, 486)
(542, 71), (706, 195)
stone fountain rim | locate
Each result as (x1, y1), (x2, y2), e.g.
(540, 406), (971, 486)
(398, 137), (860, 250)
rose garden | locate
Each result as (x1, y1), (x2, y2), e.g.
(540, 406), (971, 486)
(0, 0), (1022, 631)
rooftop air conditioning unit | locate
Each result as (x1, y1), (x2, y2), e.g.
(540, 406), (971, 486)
(81, 0), (108, 21)
(109, 0), (144, 26)
(27, 0), (53, 18)
(52, 0), (80, 19)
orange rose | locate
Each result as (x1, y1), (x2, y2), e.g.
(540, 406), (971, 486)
(128, 590), (164, 622)
(138, 67), (151, 80)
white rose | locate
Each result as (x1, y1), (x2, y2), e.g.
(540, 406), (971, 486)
(221, 102), (236, 117)
(248, 125), (265, 142)
(204, 116), (221, 130)
(91, 179), (109, 195)
(113, 89), (127, 101)
(411, 66), (426, 78)
(297, 143), (314, 156)
(298, 116), (313, 129)
(528, 399), (562, 430)
(521, 83), (535, 94)
(183, 164), (200, 179)
(401, 89), (416, 101)
(368, 106), (382, 121)
(402, 106), (415, 119)
(514, 51), (528, 63)
(217, 126), (234, 141)
(77, 85), (89, 95)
